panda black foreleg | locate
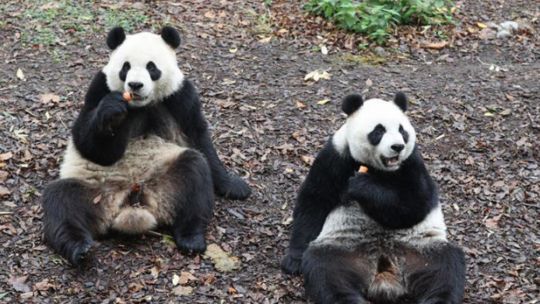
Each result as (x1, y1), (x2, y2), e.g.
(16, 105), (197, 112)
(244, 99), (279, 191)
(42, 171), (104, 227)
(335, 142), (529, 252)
(168, 149), (214, 254)
(302, 247), (370, 304)
(408, 244), (466, 304)
(42, 179), (103, 266)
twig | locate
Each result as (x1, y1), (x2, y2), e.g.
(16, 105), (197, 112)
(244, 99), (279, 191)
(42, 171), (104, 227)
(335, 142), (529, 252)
(146, 230), (172, 238)
(0, 211), (14, 216)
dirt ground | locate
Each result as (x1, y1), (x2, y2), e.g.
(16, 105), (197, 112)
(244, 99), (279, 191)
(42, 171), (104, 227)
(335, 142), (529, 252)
(0, 1), (538, 303)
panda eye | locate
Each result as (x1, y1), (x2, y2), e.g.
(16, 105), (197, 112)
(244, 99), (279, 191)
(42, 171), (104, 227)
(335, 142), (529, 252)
(146, 61), (161, 81)
(368, 124), (386, 145)
(119, 62), (130, 82)
(399, 125), (409, 143)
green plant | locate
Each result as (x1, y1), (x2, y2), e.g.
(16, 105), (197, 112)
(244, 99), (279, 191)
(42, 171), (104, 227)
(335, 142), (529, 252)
(305, 0), (454, 44)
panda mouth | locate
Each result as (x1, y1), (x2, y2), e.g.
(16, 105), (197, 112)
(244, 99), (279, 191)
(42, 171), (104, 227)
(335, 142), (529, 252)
(381, 156), (400, 167)
(130, 93), (144, 101)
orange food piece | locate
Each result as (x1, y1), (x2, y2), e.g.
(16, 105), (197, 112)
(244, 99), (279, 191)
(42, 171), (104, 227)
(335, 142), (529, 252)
(359, 166), (368, 173)
(123, 91), (132, 103)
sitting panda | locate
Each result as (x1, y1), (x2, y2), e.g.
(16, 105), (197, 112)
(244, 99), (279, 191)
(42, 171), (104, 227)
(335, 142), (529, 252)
(42, 26), (251, 266)
(281, 93), (465, 303)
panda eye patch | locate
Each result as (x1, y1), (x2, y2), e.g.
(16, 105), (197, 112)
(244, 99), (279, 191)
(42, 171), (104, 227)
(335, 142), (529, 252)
(399, 125), (409, 143)
(146, 61), (162, 81)
(368, 124), (386, 145)
(119, 62), (130, 82)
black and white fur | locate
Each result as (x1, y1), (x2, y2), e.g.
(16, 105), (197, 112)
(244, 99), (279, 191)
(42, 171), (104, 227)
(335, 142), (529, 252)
(42, 27), (251, 266)
(282, 93), (465, 303)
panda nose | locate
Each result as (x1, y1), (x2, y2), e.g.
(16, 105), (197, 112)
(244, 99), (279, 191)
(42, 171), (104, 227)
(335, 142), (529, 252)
(128, 82), (144, 91)
(391, 144), (405, 152)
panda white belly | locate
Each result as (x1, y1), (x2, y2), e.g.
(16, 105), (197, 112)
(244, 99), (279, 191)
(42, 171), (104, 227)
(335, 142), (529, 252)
(60, 135), (187, 234)
(312, 203), (448, 248)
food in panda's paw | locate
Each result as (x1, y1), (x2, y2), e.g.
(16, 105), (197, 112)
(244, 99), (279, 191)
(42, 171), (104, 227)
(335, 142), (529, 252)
(123, 91), (132, 103)
(358, 165), (369, 174)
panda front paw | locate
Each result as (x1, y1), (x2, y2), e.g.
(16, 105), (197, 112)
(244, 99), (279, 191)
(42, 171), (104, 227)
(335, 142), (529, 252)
(216, 174), (251, 200)
(175, 233), (207, 255)
(346, 173), (372, 199)
(281, 253), (302, 275)
(95, 92), (128, 132)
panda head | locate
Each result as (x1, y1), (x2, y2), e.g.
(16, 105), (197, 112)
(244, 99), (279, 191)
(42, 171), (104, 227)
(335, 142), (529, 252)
(339, 92), (416, 171)
(102, 26), (184, 107)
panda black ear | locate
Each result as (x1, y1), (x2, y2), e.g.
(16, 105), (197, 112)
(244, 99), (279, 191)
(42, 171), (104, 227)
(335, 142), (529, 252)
(161, 26), (181, 49)
(341, 94), (364, 115)
(393, 92), (408, 112)
(106, 27), (126, 50)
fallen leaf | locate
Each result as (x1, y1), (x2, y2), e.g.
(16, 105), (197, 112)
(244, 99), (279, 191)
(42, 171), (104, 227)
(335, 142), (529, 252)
(0, 170), (8, 182)
(258, 36), (272, 43)
(203, 243), (240, 272)
(178, 271), (197, 285)
(172, 286), (193, 296)
(93, 194), (102, 204)
(228, 286), (237, 294)
(204, 11), (215, 19)
(477, 22), (487, 29)
(317, 99), (330, 105)
(320, 45), (328, 55)
(0, 152), (13, 161)
(485, 214), (502, 229)
(9, 276), (31, 293)
(295, 101), (306, 109)
(16, 68), (25, 80)
(0, 186), (10, 197)
(365, 78), (373, 87)
(304, 70), (331, 82)
(300, 155), (314, 165)
(229, 47), (238, 54)
(422, 41), (448, 50)
(172, 274), (180, 286)
(40, 93), (60, 104)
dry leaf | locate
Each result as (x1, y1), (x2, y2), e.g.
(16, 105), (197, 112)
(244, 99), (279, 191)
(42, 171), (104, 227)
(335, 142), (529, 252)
(485, 214), (502, 229)
(9, 276), (31, 293)
(317, 99), (330, 105)
(172, 274), (180, 286)
(178, 271), (197, 285)
(304, 70), (331, 82)
(258, 36), (272, 43)
(300, 155), (314, 165)
(16, 68), (25, 80)
(40, 93), (60, 104)
(295, 101), (306, 109)
(0, 186), (10, 197)
(0, 152), (13, 161)
(34, 279), (54, 291)
(227, 286), (237, 294)
(365, 78), (373, 87)
(204, 11), (215, 19)
(93, 194), (102, 204)
(477, 22), (487, 29)
(229, 47), (238, 54)
(320, 45), (328, 55)
(203, 243), (240, 272)
(172, 286), (193, 296)
(422, 41), (448, 50)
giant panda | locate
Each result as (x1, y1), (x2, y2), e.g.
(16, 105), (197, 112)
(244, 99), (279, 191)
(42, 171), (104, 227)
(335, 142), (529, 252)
(42, 26), (251, 266)
(281, 93), (465, 303)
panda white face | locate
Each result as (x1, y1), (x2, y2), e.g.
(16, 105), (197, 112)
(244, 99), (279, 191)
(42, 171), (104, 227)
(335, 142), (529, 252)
(102, 27), (184, 107)
(335, 94), (416, 171)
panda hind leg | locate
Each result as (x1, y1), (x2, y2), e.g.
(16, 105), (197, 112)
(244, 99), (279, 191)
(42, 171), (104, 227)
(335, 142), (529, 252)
(408, 243), (466, 304)
(302, 246), (371, 304)
(42, 178), (103, 266)
(167, 149), (214, 254)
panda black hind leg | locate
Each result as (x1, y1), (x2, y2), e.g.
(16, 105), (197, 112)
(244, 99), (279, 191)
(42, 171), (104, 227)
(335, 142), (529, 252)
(165, 148), (214, 254)
(302, 246), (371, 304)
(42, 178), (103, 266)
(408, 244), (466, 304)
